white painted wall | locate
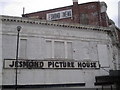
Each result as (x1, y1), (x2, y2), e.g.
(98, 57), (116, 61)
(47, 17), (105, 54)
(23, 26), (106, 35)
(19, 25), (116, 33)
(0, 16), (2, 90)
(1, 16), (116, 88)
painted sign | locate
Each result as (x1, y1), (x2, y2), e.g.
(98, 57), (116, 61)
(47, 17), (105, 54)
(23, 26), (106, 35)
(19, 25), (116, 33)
(4, 59), (100, 69)
(46, 9), (72, 21)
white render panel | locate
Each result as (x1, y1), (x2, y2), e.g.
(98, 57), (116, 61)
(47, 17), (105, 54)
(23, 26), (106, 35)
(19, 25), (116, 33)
(26, 37), (43, 59)
(54, 41), (65, 58)
(67, 42), (73, 59)
(97, 44), (109, 67)
(82, 42), (90, 60)
(73, 41), (84, 60)
(3, 69), (85, 85)
(19, 39), (27, 59)
(46, 41), (52, 58)
(2, 35), (17, 59)
(89, 42), (98, 61)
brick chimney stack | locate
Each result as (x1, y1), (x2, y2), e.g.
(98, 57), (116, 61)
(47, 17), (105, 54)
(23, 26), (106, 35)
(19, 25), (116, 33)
(73, 0), (78, 5)
(72, 0), (79, 23)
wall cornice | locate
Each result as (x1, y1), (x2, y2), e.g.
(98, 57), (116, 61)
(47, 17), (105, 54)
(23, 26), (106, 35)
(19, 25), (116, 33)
(1, 15), (111, 32)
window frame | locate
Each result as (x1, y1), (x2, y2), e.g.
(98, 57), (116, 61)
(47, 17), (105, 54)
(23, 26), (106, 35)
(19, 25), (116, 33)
(45, 39), (73, 59)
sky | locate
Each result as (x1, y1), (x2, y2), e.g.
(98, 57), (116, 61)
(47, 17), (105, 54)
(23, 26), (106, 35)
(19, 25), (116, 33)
(0, 0), (119, 27)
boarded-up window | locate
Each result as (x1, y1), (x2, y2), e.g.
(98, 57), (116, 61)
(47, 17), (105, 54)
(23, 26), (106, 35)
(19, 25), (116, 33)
(67, 42), (73, 59)
(19, 39), (27, 58)
(97, 44), (109, 67)
(46, 40), (73, 59)
(46, 41), (52, 58)
(54, 41), (65, 58)
(83, 42), (90, 60)
(83, 48), (90, 59)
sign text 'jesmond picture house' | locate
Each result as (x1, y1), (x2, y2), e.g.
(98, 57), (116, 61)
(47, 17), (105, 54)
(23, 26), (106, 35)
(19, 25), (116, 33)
(4, 59), (100, 69)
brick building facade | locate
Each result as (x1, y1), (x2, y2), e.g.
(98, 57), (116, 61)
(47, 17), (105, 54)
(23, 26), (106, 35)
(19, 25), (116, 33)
(23, 0), (109, 27)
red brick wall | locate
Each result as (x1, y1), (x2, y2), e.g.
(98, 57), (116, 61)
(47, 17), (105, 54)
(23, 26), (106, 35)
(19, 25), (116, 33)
(79, 2), (100, 26)
(23, 2), (109, 27)
(24, 6), (73, 23)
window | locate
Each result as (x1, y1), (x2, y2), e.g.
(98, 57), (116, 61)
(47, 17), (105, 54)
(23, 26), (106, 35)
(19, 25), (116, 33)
(67, 42), (73, 59)
(80, 13), (89, 25)
(46, 40), (73, 59)
(54, 41), (65, 58)
(46, 41), (52, 58)
(19, 39), (27, 59)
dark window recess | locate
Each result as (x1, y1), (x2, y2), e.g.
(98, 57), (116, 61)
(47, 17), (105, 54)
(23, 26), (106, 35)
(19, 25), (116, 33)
(101, 13), (106, 20)
(80, 14), (89, 25)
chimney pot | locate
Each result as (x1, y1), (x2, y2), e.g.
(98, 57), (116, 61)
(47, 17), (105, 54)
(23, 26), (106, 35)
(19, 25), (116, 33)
(73, 0), (78, 2)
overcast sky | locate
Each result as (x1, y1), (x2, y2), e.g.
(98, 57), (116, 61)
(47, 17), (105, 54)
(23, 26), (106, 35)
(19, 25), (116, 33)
(0, 0), (119, 27)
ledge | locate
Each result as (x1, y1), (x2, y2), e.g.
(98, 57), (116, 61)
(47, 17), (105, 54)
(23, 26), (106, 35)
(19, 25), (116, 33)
(2, 83), (85, 89)
(1, 15), (111, 32)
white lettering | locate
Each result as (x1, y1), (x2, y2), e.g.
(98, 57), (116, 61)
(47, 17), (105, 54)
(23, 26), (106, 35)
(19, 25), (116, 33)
(47, 9), (72, 21)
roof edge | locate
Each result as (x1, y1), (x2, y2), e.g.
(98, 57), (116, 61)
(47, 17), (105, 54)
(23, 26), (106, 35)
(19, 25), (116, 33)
(1, 15), (110, 32)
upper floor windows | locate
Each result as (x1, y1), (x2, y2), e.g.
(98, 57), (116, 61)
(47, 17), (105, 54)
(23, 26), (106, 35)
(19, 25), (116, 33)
(46, 40), (73, 59)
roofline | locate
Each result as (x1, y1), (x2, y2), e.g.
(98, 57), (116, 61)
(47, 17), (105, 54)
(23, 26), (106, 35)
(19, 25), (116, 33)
(24, 1), (100, 15)
(1, 15), (110, 32)
(24, 5), (72, 15)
